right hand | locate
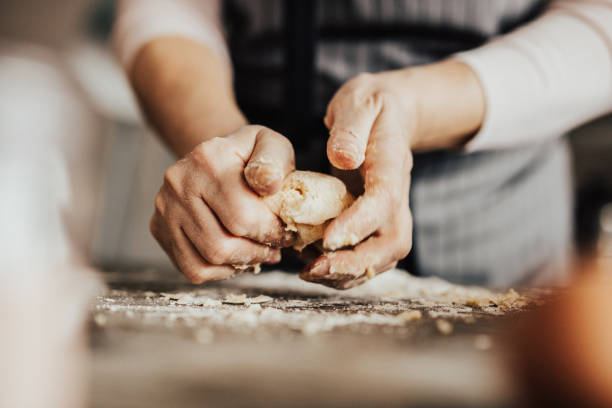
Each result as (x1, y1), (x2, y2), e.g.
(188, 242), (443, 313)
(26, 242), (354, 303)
(150, 125), (295, 284)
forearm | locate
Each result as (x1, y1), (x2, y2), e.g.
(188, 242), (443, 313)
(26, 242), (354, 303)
(393, 0), (612, 153)
(129, 37), (247, 157)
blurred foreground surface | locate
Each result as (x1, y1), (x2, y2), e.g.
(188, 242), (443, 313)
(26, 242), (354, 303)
(90, 269), (541, 408)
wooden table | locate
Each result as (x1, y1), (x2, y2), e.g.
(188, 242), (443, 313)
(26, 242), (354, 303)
(90, 269), (537, 408)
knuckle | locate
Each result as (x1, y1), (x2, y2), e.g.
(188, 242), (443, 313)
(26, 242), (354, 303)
(183, 268), (206, 285)
(365, 90), (388, 110)
(206, 240), (234, 265)
(227, 218), (250, 238)
(163, 165), (183, 195)
(191, 139), (230, 177)
(226, 204), (255, 237)
(191, 142), (217, 168)
(246, 124), (265, 133)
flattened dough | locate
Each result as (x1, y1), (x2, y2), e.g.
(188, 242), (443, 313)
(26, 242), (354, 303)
(264, 171), (354, 250)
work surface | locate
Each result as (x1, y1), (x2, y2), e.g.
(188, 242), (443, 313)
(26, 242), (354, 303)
(91, 269), (542, 408)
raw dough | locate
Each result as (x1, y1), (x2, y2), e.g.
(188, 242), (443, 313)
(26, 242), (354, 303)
(264, 171), (354, 251)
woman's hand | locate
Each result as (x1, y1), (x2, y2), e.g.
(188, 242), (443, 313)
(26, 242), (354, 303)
(301, 60), (485, 289)
(150, 125), (295, 284)
(301, 72), (416, 289)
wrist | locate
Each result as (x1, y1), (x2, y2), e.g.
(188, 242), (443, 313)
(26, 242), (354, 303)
(176, 103), (247, 156)
(387, 59), (486, 152)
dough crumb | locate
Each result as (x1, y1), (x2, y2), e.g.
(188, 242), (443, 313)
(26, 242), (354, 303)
(203, 298), (222, 307)
(246, 304), (263, 313)
(436, 319), (453, 335)
(223, 293), (249, 304)
(397, 310), (422, 322)
(223, 293), (273, 305)
(250, 295), (273, 304)
(176, 295), (197, 305)
(464, 288), (527, 308)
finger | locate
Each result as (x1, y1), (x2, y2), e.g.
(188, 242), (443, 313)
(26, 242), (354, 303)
(325, 86), (383, 170)
(205, 179), (293, 246)
(302, 273), (370, 291)
(323, 108), (412, 250)
(244, 128), (295, 196)
(155, 218), (236, 284)
(198, 129), (293, 246)
(305, 212), (412, 282)
(174, 228), (237, 284)
(182, 199), (282, 265)
(300, 242), (401, 289)
(302, 260), (397, 288)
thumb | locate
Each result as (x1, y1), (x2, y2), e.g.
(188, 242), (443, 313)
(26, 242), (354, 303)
(243, 127), (295, 196)
(325, 92), (382, 170)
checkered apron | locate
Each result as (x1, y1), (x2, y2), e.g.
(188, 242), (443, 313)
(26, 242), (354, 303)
(224, 0), (571, 286)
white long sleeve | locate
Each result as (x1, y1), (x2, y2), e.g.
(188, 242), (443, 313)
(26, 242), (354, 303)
(113, 0), (228, 70)
(456, 0), (612, 151)
(114, 0), (612, 150)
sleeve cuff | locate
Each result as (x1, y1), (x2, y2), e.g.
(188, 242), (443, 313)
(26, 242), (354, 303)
(113, 0), (229, 71)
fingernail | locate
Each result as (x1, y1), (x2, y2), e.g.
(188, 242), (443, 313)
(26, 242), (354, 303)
(329, 146), (364, 170)
(328, 129), (365, 169)
(245, 160), (282, 195)
(307, 257), (330, 277)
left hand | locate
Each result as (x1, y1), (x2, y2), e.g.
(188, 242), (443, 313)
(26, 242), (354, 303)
(301, 72), (417, 289)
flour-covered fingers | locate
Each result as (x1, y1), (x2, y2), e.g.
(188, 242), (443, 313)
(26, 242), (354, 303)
(203, 180), (291, 246)
(167, 225), (237, 284)
(325, 74), (384, 170)
(300, 260), (398, 290)
(151, 125), (296, 284)
(181, 200), (281, 266)
(323, 190), (390, 250)
(305, 233), (408, 281)
(304, 205), (412, 289)
(188, 131), (292, 246)
(323, 109), (411, 251)
(244, 127), (295, 196)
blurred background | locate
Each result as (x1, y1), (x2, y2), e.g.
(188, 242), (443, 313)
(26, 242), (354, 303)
(1, 1), (611, 407)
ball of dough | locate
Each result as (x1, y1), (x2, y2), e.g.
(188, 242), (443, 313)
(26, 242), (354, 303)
(264, 171), (354, 251)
